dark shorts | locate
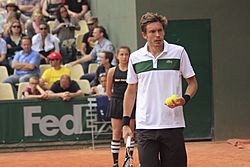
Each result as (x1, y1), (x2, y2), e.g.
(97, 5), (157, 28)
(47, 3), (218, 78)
(107, 97), (135, 119)
(136, 128), (187, 167)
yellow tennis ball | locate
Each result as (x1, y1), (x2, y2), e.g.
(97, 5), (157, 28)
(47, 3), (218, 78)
(171, 94), (179, 102)
(165, 97), (173, 106)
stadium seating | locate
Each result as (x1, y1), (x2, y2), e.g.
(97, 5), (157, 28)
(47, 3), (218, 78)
(39, 64), (51, 76)
(75, 20), (89, 38)
(0, 83), (15, 100)
(0, 66), (9, 82)
(75, 34), (84, 52)
(76, 79), (91, 95)
(88, 63), (99, 73)
(17, 82), (29, 99)
(47, 21), (56, 33)
(65, 64), (84, 80)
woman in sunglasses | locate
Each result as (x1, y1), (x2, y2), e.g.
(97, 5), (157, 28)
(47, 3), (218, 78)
(4, 20), (25, 74)
(32, 22), (60, 64)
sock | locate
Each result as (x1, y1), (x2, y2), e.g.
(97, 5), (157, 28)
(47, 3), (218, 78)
(111, 140), (121, 164)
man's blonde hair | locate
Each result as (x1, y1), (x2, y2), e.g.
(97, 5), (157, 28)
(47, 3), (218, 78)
(140, 12), (168, 33)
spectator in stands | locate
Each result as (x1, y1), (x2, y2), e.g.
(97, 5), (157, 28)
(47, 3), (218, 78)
(68, 26), (115, 68)
(5, 20), (25, 74)
(91, 73), (107, 96)
(5, 0), (29, 22)
(0, 0), (29, 35)
(22, 75), (49, 99)
(52, 5), (80, 64)
(52, 5), (80, 42)
(16, 0), (40, 17)
(32, 22), (60, 64)
(3, 36), (40, 98)
(2, 12), (18, 38)
(81, 17), (98, 56)
(48, 74), (83, 101)
(42, 0), (63, 22)
(0, 36), (8, 69)
(81, 51), (114, 87)
(65, 0), (91, 21)
(40, 51), (70, 89)
(25, 8), (43, 37)
(80, 16), (98, 73)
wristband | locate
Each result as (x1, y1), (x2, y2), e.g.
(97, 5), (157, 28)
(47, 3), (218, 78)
(122, 116), (130, 126)
(183, 94), (191, 104)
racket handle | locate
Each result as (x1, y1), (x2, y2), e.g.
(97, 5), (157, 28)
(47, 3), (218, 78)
(126, 136), (131, 147)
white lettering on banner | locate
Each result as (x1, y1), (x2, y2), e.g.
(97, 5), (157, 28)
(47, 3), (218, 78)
(24, 106), (41, 136)
(39, 115), (60, 136)
(23, 105), (86, 137)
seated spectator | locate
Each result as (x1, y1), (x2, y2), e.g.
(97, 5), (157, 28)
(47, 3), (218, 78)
(52, 5), (80, 42)
(80, 51), (114, 87)
(16, 0), (40, 17)
(80, 16), (98, 73)
(5, 20), (25, 74)
(25, 8), (43, 37)
(52, 5), (80, 64)
(2, 11), (24, 38)
(42, 0), (63, 22)
(3, 36), (40, 98)
(32, 22), (60, 64)
(65, 0), (91, 21)
(40, 51), (70, 88)
(22, 75), (48, 99)
(69, 26), (115, 69)
(0, 0), (29, 37)
(0, 36), (8, 69)
(91, 73), (107, 96)
(81, 17), (98, 56)
(48, 74), (83, 101)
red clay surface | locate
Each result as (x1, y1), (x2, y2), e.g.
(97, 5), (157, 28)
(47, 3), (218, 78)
(0, 141), (250, 167)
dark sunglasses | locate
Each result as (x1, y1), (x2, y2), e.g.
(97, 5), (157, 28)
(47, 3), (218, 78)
(49, 59), (59, 61)
(40, 27), (47, 30)
(12, 25), (21, 28)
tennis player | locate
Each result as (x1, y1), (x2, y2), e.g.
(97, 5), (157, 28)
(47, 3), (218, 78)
(122, 12), (198, 167)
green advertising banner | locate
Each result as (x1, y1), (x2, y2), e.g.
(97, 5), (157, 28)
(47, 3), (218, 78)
(0, 97), (112, 144)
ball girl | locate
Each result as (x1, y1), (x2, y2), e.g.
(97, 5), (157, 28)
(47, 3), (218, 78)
(106, 46), (135, 167)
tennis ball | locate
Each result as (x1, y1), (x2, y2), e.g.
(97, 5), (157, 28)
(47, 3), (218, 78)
(165, 94), (180, 106)
(165, 97), (173, 106)
(171, 94), (179, 102)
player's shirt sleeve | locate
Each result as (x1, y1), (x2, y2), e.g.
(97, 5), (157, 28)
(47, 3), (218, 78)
(126, 55), (138, 84)
(180, 49), (195, 79)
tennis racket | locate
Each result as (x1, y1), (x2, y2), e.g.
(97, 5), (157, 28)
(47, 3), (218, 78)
(123, 136), (133, 167)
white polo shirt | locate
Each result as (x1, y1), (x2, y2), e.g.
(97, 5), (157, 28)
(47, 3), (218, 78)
(127, 41), (195, 129)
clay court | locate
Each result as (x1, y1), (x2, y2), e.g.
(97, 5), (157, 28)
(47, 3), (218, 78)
(0, 141), (250, 167)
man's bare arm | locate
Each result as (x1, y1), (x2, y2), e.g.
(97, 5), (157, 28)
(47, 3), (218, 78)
(123, 84), (137, 117)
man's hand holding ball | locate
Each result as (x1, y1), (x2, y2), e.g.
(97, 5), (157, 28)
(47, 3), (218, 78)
(165, 94), (187, 108)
